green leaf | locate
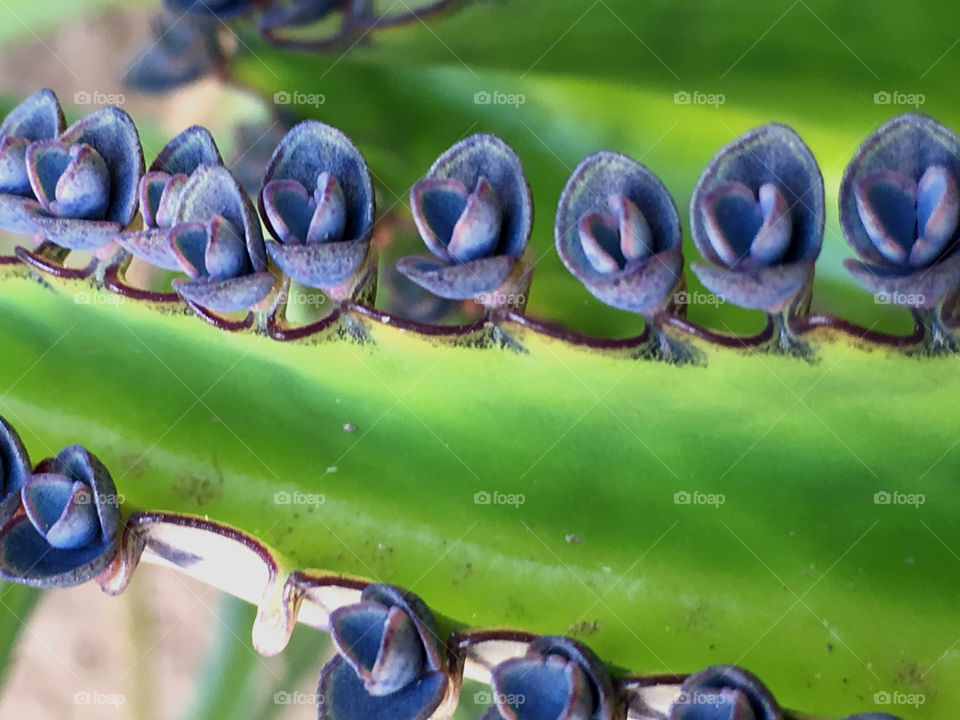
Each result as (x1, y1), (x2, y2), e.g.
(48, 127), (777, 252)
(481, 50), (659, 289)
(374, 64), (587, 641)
(0, 581), (42, 690)
(236, 0), (959, 134)
(0, 277), (956, 718)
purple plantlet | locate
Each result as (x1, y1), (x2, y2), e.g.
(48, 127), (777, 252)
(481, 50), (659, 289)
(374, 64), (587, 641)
(331, 602), (424, 695)
(168, 164), (275, 317)
(0, 416), (31, 510)
(556, 150), (698, 364)
(22, 107), (142, 252)
(689, 124), (824, 358)
(399, 133), (533, 312)
(9, 104), (143, 281)
(690, 124), (823, 312)
(840, 113), (960, 353)
(117, 125), (222, 274)
(317, 583), (449, 720)
(0, 444), (121, 588)
(481, 635), (616, 720)
(557, 152), (682, 315)
(260, 120), (376, 302)
(258, 0), (470, 51)
(124, 11), (224, 94)
(669, 665), (781, 720)
(486, 654), (592, 720)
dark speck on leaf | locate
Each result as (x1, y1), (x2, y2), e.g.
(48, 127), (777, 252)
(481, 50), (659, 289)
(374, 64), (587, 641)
(567, 619), (602, 637)
(174, 469), (223, 506)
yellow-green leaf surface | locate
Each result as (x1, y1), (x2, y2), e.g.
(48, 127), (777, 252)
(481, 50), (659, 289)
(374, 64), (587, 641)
(1, 0), (959, 718)
(0, 276), (957, 718)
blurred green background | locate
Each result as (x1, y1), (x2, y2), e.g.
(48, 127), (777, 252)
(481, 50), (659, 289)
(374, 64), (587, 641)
(1, 0), (958, 718)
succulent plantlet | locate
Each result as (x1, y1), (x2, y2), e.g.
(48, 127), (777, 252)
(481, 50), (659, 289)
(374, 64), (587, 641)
(114, 125), (223, 283)
(318, 584), (450, 720)
(839, 113), (960, 353)
(156, 0), (469, 52)
(669, 665), (781, 720)
(10, 102), (144, 279)
(168, 164), (276, 325)
(123, 10), (225, 94)
(0, 444), (121, 588)
(555, 150), (697, 364)
(483, 636), (617, 720)
(0, 416), (31, 508)
(689, 124), (825, 358)
(0, 89), (65, 244)
(399, 133), (534, 317)
(256, 0), (471, 51)
(259, 120), (377, 327)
